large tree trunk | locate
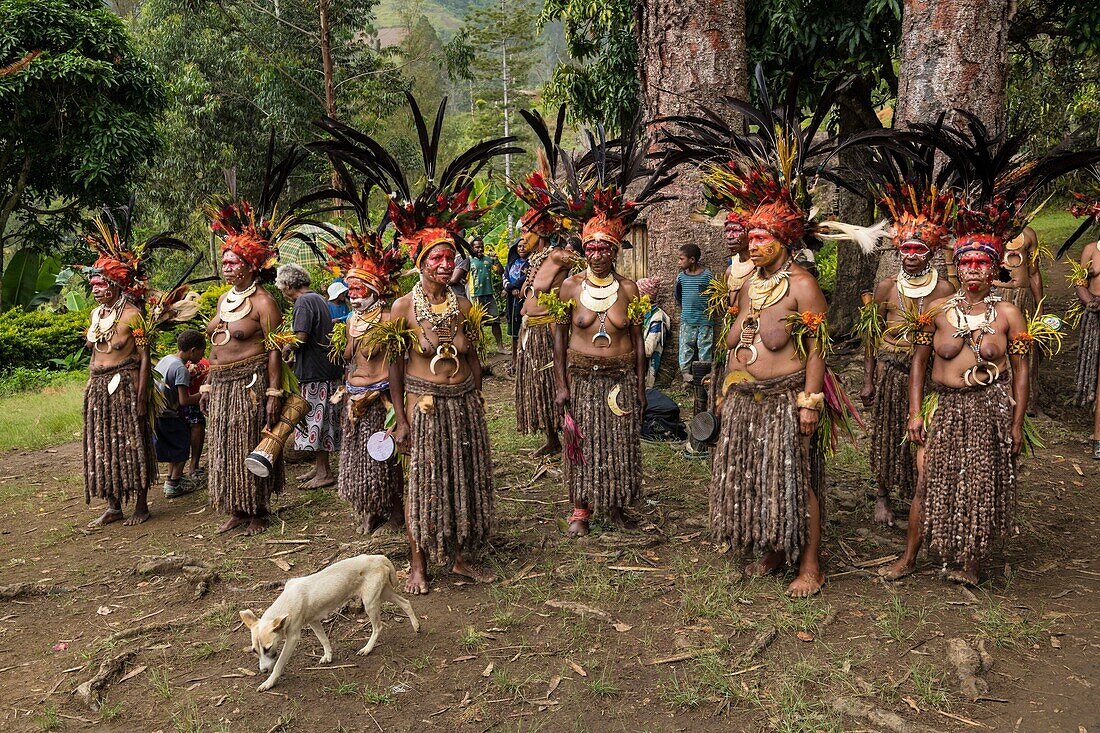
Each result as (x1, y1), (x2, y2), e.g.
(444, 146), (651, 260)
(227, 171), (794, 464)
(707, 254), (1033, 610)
(895, 0), (1012, 133)
(637, 0), (747, 294)
(829, 80), (881, 338)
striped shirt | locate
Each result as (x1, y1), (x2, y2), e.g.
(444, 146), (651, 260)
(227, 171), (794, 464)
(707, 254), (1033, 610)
(675, 269), (713, 326)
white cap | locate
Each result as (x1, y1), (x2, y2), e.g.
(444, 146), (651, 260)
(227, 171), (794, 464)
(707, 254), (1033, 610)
(327, 281), (349, 300)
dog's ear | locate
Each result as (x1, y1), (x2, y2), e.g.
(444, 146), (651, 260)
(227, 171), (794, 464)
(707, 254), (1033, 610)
(239, 609), (259, 629)
(270, 614), (289, 632)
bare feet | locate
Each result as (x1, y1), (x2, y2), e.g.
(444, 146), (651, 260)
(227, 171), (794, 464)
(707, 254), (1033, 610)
(405, 564), (429, 595)
(89, 508), (124, 527)
(244, 516), (268, 536)
(881, 556), (916, 582)
(297, 468), (317, 483)
(786, 571), (825, 598)
(452, 557), (495, 583)
(745, 550), (785, 577)
(216, 513), (249, 534)
(123, 508), (151, 526)
(567, 518), (589, 538)
(946, 560), (979, 587)
(303, 475), (336, 490)
(873, 496), (895, 526)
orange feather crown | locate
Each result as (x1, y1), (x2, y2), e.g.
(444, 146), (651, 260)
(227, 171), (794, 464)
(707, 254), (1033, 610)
(326, 232), (406, 297)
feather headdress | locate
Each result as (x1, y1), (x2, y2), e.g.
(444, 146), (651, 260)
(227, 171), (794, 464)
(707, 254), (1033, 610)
(204, 131), (311, 273)
(82, 196), (189, 300)
(909, 112), (1100, 263)
(658, 65), (887, 253)
(1058, 167), (1100, 259)
(514, 106), (569, 237)
(315, 93), (520, 268)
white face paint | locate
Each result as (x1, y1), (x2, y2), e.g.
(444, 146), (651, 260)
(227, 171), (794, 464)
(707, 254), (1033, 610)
(350, 295), (379, 313)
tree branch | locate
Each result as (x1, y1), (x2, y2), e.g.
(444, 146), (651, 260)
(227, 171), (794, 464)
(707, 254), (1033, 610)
(22, 198), (81, 216)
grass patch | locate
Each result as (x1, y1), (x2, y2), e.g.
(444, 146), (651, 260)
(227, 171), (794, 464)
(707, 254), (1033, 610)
(0, 372), (85, 451)
(149, 666), (172, 700)
(362, 684), (395, 706)
(491, 668), (526, 697)
(584, 674), (620, 698)
(875, 594), (926, 642)
(326, 681), (360, 697)
(190, 639), (231, 661)
(459, 626), (487, 651)
(99, 700), (123, 722)
(909, 662), (953, 710)
(975, 599), (1049, 648)
(660, 673), (704, 709)
(35, 704), (63, 731)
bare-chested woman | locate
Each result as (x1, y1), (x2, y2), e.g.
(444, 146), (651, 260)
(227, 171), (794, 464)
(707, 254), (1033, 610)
(390, 237), (494, 593)
(83, 264), (153, 527)
(1067, 186), (1100, 457)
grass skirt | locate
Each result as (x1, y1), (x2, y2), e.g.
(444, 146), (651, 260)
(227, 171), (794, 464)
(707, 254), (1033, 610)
(338, 390), (402, 529)
(84, 359), (154, 504)
(920, 378), (1015, 565)
(1074, 309), (1100, 407)
(870, 352), (916, 501)
(710, 371), (823, 562)
(406, 375), (494, 563)
(206, 354), (283, 516)
(515, 321), (560, 434)
(562, 351), (642, 517)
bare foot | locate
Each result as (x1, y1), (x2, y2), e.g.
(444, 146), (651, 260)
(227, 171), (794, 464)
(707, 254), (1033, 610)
(216, 514), (249, 534)
(786, 571), (826, 598)
(88, 509), (124, 527)
(452, 557), (495, 583)
(123, 509), (151, 526)
(946, 560), (979, 587)
(303, 475), (336, 490)
(297, 468), (317, 483)
(881, 556), (915, 582)
(567, 518), (589, 538)
(745, 550), (785, 577)
(405, 565), (429, 595)
(244, 516), (268, 536)
(873, 496), (895, 526)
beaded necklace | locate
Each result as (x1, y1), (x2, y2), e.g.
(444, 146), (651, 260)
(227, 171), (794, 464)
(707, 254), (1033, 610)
(412, 282), (461, 376)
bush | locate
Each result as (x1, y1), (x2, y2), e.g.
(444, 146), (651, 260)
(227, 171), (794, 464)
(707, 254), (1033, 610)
(0, 367), (67, 397)
(0, 309), (88, 370)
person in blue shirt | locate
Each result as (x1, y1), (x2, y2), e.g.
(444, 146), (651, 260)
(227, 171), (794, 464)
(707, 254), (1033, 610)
(327, 279), (351, 323)
(675, 243), (714, 382)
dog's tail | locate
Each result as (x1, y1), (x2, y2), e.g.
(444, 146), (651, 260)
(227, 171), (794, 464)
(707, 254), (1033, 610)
(385, 557), (399, 591)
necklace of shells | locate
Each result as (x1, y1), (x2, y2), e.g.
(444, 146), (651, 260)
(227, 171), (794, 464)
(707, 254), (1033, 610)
(87, 295), (128, 353)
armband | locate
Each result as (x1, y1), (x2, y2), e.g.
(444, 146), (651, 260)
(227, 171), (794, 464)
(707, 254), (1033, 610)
(265, 388), (285, 397)
(796, 391), (825, 411)
(910, 331), (933, 346)
(1008, 334), (1033, 355)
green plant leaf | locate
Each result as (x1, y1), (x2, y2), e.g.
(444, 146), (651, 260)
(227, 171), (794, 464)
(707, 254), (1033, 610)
(2, 249), (41, 309)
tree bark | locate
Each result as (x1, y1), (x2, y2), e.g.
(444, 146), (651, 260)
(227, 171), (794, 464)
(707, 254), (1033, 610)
(895, 0), (1012, 134)
(637, 0), (747, 296)
(829, 81), (881, 337)
(319, 0), (339, 190)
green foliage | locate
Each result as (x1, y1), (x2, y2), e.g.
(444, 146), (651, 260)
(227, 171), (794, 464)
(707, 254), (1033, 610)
(1, 250), (63, 311)
(0, 367), (71, 397)
(0, 370), (86, 451)
(539, 0), (637, 130)
(0, 309), (88, 370)
(0, 0), (167, 252)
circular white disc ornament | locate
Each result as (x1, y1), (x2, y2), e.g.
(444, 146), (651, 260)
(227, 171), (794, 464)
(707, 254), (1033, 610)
(367, 431), (395, 461)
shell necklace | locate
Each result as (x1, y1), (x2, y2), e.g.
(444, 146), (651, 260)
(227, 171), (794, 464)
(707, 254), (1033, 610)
(733, 262), (792, 365)
(87, 295), (127, 352)
(897, 266), (937, 300)
(348, 303), (383, 339)
(949, 293), (1001, 386)
(219, 281), (258, 323)
(521, 245), (553, 299)
(580, 270), (619, 348)
(412, 282), (461, 376)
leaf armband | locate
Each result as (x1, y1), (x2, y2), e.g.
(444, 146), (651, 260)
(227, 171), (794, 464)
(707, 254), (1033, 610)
(854, 300), (883, 354)
(364, 317), (416, 363)
(784, 311), (831, 361)
(464, 300), (494, 362)
(537, 290), (575, 324)
(627, 294), (651, 326)
(1067, 261), (1090, 288)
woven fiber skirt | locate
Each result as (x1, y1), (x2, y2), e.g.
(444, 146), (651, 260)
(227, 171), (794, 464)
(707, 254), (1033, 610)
(710, 371), (823, 562)
(870, 353), (916, 501)
(338, 387), (402, 530)
(84, 358), (154, 504)
(1074, 309), (1100, 407)
(206, 354), (283, 516)
(562, 350), (642, 517)
(405, 375), (494, 563)
(515, 320), (560, 434)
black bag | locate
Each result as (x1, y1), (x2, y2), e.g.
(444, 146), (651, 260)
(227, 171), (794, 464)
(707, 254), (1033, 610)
(641, 388), (687, 441)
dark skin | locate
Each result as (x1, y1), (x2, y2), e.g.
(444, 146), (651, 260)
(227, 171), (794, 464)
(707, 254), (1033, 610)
(469, 238), (504, 349)
(388, 241), (490, 594)
(86, 276), (152, 527)
(552, 236), (646, 538)
(1076, 239), (1100, 440)
(996, 226), (1044, 417)
(203, 250), (283, 536)
(723, 230), (827, 598)
(278, 281), (335, 490)
(164, 345), (205, 484)
(519, 226), (574, 456)
(883, 252), (1028, 586)
(504, 239), (529, 371)
(859, 239), (955, 525)
(343, 277), (404, 534)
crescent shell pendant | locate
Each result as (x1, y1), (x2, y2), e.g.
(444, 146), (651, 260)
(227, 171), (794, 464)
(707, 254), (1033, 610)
(732, 343), (758, 365)
(1003, 250), (1024, 268)
(210, 328), (232, 347)
(592, 330), (613, 347)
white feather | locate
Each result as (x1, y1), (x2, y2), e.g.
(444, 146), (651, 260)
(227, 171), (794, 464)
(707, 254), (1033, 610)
(816, 219), (890, 254)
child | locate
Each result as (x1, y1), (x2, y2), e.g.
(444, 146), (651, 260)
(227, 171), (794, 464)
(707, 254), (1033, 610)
(154, 330), (206, 498)
(503, 237), (529, 374)
(674, 243), (714, 382)
(637, 277), (670, 388)
(183, 351), (210, 481)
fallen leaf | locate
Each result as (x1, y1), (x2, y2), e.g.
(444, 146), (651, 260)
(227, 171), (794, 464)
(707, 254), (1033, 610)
(1073, 463), (1084, 476)
(236, 668), (257, 676)
(451, 655), (477, 662)
(902, 695), (921, 712)
(1050, 636), (1061, 649)
(547, 675), (561, 697)
(796, 631), (814, 643)
(96, 606), (112, 616)
(612, 622), (633, 633)
(270, 558), (292, 572)
(481, 662), (494, 677)
(566, 660), (587, 677)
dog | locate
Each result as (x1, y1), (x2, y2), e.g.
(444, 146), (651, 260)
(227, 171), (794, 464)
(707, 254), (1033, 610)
(240, 554), (419, 691)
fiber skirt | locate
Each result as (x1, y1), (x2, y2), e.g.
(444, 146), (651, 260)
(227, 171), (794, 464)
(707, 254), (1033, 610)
(869, 354), (916, 501)
(338, 389), (402, 530)
(515, 321), (560, 434)
(84, 359), (154, 504)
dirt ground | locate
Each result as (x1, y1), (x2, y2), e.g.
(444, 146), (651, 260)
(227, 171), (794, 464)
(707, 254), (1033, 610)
(2, 274), (1099, 732)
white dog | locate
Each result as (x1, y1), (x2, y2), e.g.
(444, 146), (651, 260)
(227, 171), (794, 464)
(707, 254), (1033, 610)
(240, 554), (419, 691)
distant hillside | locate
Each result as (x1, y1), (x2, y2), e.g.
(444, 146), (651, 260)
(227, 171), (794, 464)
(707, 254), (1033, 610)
(373, 0), (463, 34)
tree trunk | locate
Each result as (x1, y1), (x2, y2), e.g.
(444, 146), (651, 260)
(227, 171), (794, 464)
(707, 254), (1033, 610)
(637, 0), (747, 300)
(895, 0), (1012, 134)
(318, 0), (339, 190)
(828, 81), (881, 338)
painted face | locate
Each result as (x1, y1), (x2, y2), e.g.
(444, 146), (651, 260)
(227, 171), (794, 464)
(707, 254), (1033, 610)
(725, 220), (748, 254)
(421, 243), (456, 285)
(346, 277), (378, 312)
(90, 275), (120, 305)
(584, 238), (617, 276)
(898, 239), (933, 273)
(747, 229), (784, 268)
(956, 252), (995, 292)
(221, 250), (253, 287)
(521, 228), (541, 252)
